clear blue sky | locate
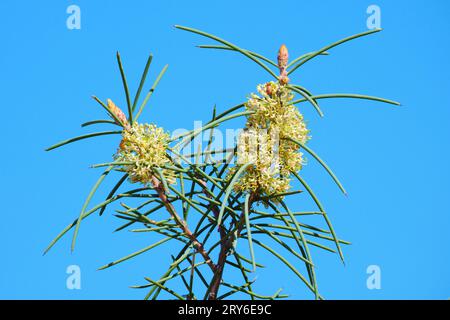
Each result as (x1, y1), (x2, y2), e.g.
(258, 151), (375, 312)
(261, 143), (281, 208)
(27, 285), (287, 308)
(1, 0), (449, 299)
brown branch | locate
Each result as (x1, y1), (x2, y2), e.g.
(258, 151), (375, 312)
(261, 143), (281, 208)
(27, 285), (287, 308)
(151, 176), (217, 273)
(198, 179), (228, 239)
(207, 192), (255, 300)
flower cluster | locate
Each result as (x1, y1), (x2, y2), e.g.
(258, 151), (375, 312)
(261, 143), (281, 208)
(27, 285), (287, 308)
(114, 122), (175, 185)
(229, 81), (310, 203)
(246, 82), (309, 144)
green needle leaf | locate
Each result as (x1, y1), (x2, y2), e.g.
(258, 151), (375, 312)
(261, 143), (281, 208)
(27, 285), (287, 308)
(293, 172), (345, 264)
(44, 188), (151, 255)
(45, 131), (122, 151)
(217, 163), (253, 226)
(232, 254), (255, 300)
(286, 138), (347, 195)
(291, 93), (401, 106)
(91, 96), (126, 127)
(132, 54), (153, 112)
(144, 277), (185, 300)
(81, 119), (118, 128)
(287, 51), (330, 69)
(146, 246), (193, 299)
(197, 44), (278, 68)
(244, 194), (256, 271)
(114, 202), (165, 232)
(99, 173), (128, 216)
(116, 51), (133, 123)
(98, 237), (172, 270)
(289, 28), (382, 75)
(280, 201), (319, 299)
(251, 238), (317, 296)
(289, 85), (324, 117)
(249, 225), (312, 266)
(135, 64), (169, 121)
(217, 281), (254, 300)
(221, 282), (287, 300)
(71, 166), (114, 252)
(171, 110), (253, 143)
(175, 25), (278, 79)
(154, 168), (169, 194)
(214, 102), (245, 121)
(91, 161), (133, 168)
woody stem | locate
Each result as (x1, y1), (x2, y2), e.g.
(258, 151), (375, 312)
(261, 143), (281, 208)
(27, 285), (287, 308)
(207, 192), (255, 300)
(151, 176), (217, 273)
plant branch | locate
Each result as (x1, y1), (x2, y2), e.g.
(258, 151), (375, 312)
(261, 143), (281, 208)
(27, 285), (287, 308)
(207, 192), (255, 300)
(150, 176), (217, 272)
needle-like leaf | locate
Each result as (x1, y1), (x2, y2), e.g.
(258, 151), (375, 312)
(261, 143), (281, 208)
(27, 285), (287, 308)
(92, 96), (126, 127)
(289, 85), (324, 117)
(286, 137), (346, 195)
(291, 93), (401, 106)
(217, 163), (253, 226)
(45, 131), (122, 151)
(146, 246), (193, 299)
(288, 28), (382, 75)
(287, 51), (330, 69)
(197, 44), (278, 68)
(175, 25), (278, 79)
(71, 166), (114, 252)
(221, 282), (287, 300)
(116, 51), (133, 123)
(98, 237), (172, 270)
(248, 225), (312, 266)
(81, 119), (118, 128)
(145, 277), (185, 300)
(293, 172), (345, 263)
(171, 110), (254, 146)
(99, 174), (128, 216)
(132, 54), (153, 112)
(250, 238), (317, 296)
(44, 189), (146, 254)
(244, 194), (256, 271)
(135, 64), (169, 121)
(280, 201), (319, 299)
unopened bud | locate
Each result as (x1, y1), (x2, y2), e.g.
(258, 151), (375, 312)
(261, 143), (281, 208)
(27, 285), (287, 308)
(119, 139), (126, 150)
(107, 99), (130, 129)
(265, 82), (273, 96)
(277, 44), (289, 70)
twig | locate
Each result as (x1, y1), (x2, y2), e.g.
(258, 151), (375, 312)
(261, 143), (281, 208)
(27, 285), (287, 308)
(207, 192), (255, 300)
(151, 176), (217, 272)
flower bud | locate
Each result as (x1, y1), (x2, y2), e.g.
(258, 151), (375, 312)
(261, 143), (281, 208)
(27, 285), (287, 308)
(119, 139), (126, 150)
(277, 44), (289, 70)
(107, 99), (130, 129)
(265, 82), (273, 96)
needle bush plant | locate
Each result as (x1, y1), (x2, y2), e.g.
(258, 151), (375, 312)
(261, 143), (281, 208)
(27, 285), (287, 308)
(45, 25), (399, 300)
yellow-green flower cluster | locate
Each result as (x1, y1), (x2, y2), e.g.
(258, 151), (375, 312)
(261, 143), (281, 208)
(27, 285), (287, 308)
(114, 122), (175, 185)
(229, 127), (292, 196)
(229, 81), (310, 202)
(246, 82), (309, 144)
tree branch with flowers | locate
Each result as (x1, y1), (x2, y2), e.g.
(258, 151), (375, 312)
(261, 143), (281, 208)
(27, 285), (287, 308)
(45, 25), (399, 300)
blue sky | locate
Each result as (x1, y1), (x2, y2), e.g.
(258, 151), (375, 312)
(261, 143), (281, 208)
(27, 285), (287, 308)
(1, 0), (449, 299)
